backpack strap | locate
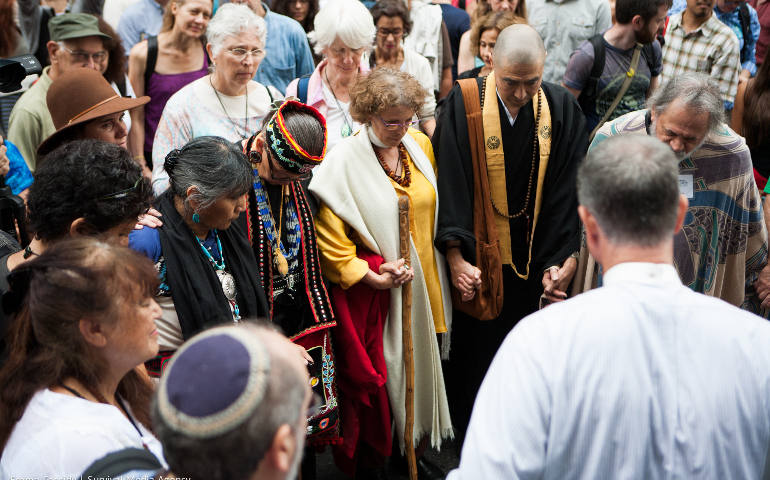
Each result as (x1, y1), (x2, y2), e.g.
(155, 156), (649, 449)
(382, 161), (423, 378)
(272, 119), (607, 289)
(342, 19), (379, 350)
(738, 2), (752, 64)
(81, 448), (162, 478)
(297, 74), (311, 104)
(144, 35), (158, 90)
(577, 34), (606, 113)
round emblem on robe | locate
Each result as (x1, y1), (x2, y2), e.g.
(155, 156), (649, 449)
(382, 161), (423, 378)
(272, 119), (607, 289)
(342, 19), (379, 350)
(540, 125), (551, 140)
(486, 136), (501, 149)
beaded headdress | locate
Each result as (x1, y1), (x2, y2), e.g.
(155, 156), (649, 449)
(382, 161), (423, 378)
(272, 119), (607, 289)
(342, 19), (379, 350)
(265, 99), (327, 174)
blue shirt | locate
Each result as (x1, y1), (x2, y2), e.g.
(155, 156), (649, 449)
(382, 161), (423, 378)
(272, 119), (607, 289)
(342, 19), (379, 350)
(715, 3), (761, 75)
(3, 140), (33, 195)
(254, 3), (315, 94)
(438, 3), (470, 80)
(117, 0), (164, 54)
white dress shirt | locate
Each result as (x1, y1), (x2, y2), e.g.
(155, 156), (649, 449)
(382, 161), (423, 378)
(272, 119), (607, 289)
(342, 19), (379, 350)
(448, 262), (770, 480)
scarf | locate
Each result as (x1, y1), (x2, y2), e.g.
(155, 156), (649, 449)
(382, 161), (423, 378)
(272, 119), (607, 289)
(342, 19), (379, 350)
(482, 71), (552, 278)
(156, 191), (268, 339)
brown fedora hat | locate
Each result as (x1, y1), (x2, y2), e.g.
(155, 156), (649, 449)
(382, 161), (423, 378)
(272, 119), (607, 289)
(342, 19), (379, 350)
(37, 68), (149, 156)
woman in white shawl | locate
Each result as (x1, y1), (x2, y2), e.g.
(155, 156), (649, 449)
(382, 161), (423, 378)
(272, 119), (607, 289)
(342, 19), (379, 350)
(310, 68), (452, 478)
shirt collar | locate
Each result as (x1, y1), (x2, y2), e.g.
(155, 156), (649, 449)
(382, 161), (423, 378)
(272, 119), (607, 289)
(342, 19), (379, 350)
(496, 89), (517, 127)
(671, 11), (720, 37)
(603, 262), (682, 288)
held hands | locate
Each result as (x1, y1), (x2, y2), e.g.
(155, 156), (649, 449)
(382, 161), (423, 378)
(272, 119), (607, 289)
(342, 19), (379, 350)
(541, 256), (578, 304)
(447, 248), (482, 302)
(754, 263), (770, 308)
(364, 258), (415, 290)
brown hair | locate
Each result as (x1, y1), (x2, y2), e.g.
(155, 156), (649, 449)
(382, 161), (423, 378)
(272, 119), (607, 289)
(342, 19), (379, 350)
(469, 11), (526, 57)
(161, 0), (212, 33)
(0, 0), (18, 57)
(370, 0), (412, 36)
(741, 59), (770, 150)
(349, 68), (426, 123)
(0, 238), (160, 450)
(271, 0), (319, 33)
(97, 16), (127, 87)
(472, 0), (527, 23)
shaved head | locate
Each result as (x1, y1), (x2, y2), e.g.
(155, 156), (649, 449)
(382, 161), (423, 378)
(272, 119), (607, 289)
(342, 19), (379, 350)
(493, 24), (546, 67)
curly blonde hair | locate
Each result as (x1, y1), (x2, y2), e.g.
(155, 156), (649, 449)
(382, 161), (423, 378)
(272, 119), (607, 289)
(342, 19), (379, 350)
(349, 68), (427, 124)
(469, 11), (527, 57)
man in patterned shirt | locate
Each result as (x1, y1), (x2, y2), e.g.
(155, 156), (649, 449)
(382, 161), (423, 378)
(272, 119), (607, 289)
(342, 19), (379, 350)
(589, 73), (769, 315)
(661, 0), (741, 110)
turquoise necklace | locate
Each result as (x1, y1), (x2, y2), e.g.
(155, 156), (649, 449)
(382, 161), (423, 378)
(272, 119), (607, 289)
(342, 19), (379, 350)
(196, 230), (241, 321)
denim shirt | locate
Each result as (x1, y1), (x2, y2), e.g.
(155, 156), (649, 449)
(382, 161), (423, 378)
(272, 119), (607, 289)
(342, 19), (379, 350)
(254, 3), (315, 94)
(715, 4), (761, 75)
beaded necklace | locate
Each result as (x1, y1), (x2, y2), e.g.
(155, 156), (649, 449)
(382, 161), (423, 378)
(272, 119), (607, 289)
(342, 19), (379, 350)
(374, 143), (411, 187)
(252, 172), (301, 277)
(196, 230), (241, 321)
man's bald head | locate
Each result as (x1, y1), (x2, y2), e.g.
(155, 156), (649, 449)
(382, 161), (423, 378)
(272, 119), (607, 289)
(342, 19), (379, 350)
(493, 24), (546, 68)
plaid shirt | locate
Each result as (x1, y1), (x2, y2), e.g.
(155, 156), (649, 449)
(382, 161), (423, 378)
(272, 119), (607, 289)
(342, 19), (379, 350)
(662, 12), (741, 109)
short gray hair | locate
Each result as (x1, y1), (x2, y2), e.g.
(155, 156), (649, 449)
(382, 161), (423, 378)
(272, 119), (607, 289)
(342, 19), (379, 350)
(646, 73), (724, 134)
(153, 323), (308, 480)
(308, 0), (375, 55)
(164, 136), (252, 212)
(578, 135), (680, 247)
(206, 3), (267, 57)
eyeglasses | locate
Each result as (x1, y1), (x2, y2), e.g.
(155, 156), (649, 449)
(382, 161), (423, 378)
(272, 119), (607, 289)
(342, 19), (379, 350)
(377, 116), (418, 131)
(377, 27), (404, 37)
(59, 45), (108, 64)
(328, 46), (365, 59)
(100, 176), (143, 200)
(227, 48), (265, 61)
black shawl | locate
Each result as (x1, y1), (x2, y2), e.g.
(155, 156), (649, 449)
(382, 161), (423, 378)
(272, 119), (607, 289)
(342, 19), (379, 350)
(156, 191), (268, 340)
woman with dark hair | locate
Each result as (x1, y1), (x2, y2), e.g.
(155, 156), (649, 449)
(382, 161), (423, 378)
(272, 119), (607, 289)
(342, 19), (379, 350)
(368, 0), (437, 137)
(272, 0), (318, 33)
(732, 58), (770, 191)
(130, 135), (268, 376)
(0, 237), (165, 477)
(128, 0), (212, 170)
(310, 68), (452, 478)
(458, 10), (524, 78)
(242, 99), (339, 456)
(1, 139), (152, 281)
(457, 0), (527, 74)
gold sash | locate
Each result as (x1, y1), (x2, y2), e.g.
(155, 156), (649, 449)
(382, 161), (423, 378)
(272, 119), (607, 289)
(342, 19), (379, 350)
(482, 71), (552, 279)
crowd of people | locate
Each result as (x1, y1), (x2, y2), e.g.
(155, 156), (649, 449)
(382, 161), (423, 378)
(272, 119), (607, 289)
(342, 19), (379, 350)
(1, 0), (770, 478)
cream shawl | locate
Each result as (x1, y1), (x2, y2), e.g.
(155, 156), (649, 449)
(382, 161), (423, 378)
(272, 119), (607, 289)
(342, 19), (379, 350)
(309, 125), (453, 451)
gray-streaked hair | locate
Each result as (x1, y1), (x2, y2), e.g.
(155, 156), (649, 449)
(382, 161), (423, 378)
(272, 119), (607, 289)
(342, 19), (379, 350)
(646, 73), (724, 134)
(308, 0), (375, 55)
(578, 135), (680, 247)
(152, 323), (308, 480)
(206, 3), (267, 57)
(164, 136), (252, 212)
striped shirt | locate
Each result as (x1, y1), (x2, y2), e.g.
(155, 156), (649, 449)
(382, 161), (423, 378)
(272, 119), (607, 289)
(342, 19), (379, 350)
(662, 12), (741, 109)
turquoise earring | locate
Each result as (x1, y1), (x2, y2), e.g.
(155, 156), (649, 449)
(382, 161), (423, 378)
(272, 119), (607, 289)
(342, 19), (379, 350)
(192, 212), (200, 223)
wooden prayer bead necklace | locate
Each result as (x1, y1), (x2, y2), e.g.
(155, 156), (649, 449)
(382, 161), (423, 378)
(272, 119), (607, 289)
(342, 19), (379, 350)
(375, 142), (412, 187)
(490, 89), (542, 221)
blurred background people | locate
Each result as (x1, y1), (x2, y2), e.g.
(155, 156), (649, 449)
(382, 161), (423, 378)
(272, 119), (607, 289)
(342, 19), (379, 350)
(286, 0), (375, 153)
(457, 10), (523, 78)
(456, 0), (527, 74)
(151, 3), (281, 195)
(128, 0), (212, 172)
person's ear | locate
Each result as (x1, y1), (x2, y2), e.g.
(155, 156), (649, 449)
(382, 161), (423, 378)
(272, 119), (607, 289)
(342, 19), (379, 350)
(69, 217), (98, 237)
(578, 205), (602, 257)
(79, 317), (108, 348)
(631, 14), (645, 30)
(674, 194), (689, 234)
(263, 424), (296, 473)
(206, 43), (215, 64)
(47, 41), (61, 64)
(185, 185), (202, 212)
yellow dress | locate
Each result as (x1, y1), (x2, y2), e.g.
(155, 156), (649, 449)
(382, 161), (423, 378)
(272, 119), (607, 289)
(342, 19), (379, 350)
(315, 130), (447, 333)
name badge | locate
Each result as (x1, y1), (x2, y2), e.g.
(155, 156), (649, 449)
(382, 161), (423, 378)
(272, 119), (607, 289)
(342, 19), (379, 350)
(678, 174), (694, 199)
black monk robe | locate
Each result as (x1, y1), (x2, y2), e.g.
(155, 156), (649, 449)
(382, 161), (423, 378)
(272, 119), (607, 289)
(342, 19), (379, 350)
(433, 79), (587, 440)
